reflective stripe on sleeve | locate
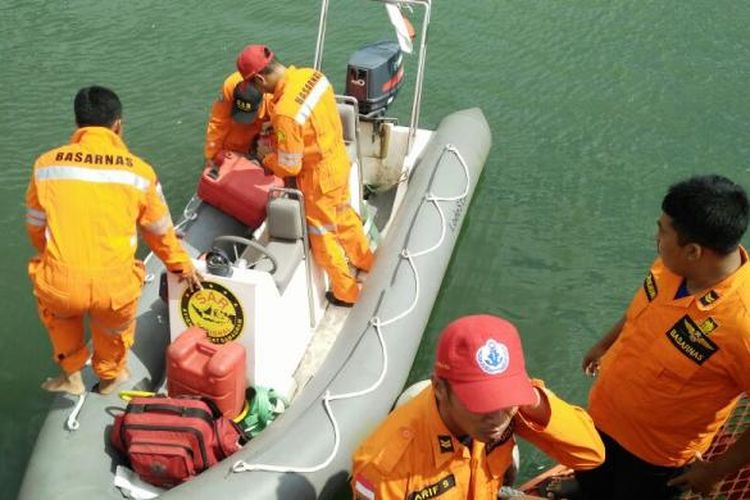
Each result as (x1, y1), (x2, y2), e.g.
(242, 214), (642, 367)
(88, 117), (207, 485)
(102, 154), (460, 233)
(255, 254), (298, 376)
(307, 223), (336, 235)
(26, 216), (46, 227)
(294, 76), (330, 125)
(27, 207), (46, 220)
(26, 208), (47, 226)
(155, 181), (167, 204)
(278, 150), (303, 168)
(141, 215), (173, 236)
(35, 166), (150, 191)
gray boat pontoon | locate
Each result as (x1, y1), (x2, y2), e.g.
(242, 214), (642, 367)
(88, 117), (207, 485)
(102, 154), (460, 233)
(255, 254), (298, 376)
(20, 1), (491, 498)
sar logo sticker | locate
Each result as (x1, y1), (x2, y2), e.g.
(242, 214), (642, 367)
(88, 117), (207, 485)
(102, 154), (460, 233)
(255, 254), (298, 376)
(180, 281), (244, 344)
(475, 339), (509, 375)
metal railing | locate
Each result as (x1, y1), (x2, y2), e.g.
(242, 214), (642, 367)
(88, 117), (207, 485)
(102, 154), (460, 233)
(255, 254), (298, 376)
(313, 0), (432, 155)
(335, 94), (364, 175)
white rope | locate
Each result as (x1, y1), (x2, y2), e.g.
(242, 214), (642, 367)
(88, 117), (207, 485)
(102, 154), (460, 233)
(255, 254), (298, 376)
(231, 319), (389, 474)
(231, 143), (471, 475)
(66, 392), (87, 431)
(175, 194), (202, 231)
(378, 251), (420, 327)
(329, 318), (389, 400)
(410, 145), (471, 258)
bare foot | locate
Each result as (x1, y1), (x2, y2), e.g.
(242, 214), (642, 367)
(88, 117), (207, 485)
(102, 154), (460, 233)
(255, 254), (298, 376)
(97, 368), (130, 395)
(41, 371), (85, 396)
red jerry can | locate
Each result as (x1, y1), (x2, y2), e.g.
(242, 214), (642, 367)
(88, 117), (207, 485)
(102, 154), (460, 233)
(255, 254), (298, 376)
(166, 327), (247, 418)
(197, 151), (283, 228)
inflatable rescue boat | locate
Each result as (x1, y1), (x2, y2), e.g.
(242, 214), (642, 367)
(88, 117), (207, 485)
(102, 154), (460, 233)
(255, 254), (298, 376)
(19, 1), (491, 498)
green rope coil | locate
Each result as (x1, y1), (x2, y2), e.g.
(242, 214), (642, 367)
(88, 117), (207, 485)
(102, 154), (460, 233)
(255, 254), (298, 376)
(241, 386), (289, 438)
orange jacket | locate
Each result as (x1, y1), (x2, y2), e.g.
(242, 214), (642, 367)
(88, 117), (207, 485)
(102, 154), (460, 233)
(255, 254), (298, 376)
(204, 71), (269, 161)
(589, 250), (750, 466)
(26, 127), (193, 281)
(351, 381), (604, 500)
(262, 66), (349, 192)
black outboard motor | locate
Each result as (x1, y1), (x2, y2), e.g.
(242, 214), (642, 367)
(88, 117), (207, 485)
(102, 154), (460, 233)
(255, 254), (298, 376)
(345, 41), (404, 116)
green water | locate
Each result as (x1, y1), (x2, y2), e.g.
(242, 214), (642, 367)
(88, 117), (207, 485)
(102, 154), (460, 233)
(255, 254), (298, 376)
(2, 1), (750, 497)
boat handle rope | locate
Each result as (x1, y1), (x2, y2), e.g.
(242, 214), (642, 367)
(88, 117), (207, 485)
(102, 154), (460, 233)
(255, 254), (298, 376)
(66, 392), (87, 431)
(231, 143), (472, 475)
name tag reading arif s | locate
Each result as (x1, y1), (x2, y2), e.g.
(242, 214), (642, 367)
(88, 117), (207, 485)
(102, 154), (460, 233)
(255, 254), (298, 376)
(407, 474), (457, 500)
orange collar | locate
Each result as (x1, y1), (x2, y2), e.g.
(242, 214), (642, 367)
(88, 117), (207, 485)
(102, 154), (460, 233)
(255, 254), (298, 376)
(659, 246), (750, 311)
(419, 387), (509, 479)
(694, 246), (750, 311)
(419, 387), (473, 469)
(70, 126), (129, 152)
(271, 66), (294, 104)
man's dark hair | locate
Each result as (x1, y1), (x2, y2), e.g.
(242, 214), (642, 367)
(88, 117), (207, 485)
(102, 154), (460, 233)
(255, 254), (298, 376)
(74, 86), (122, 127)
(662, 174), (749, 255)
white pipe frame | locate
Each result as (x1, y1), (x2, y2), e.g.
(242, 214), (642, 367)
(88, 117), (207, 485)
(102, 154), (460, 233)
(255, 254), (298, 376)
(313, 0), (432, 155)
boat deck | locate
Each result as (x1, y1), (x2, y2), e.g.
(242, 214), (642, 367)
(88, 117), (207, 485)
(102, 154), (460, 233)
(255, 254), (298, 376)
(292, 302), (351, 397)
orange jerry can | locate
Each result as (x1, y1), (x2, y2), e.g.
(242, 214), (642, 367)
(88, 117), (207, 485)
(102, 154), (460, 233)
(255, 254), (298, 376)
(166, 327), (247, 418)
(196, 151), (283, 228)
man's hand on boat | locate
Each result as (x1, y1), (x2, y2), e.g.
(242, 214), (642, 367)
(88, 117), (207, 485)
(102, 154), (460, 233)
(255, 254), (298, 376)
(178, 268), (203, 292)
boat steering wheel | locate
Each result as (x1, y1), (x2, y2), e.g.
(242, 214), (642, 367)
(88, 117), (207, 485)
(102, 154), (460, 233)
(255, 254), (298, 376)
(212, 236), (278, 274)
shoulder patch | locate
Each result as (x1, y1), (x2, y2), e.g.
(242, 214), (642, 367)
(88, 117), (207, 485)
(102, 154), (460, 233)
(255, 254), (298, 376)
(370, 426), (415, 474)
(699, 317), (718, 334)
(643, 272), (658, 301)
(353, 475), (376, 500)
(437, 435), (454, 454)
(699, 290), (720, 307)
(276, 128), (287, 144)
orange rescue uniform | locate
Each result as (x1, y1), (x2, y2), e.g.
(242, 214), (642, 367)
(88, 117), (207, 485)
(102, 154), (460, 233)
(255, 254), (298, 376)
(589, 249), (750, 467)
(204, 71), (269, 162)
(262, 66), (373, 303)
(351, 381), (605, 499)
(26, 127), (194, 380)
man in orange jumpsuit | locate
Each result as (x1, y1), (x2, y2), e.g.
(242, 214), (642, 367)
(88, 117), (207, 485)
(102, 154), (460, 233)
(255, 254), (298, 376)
(236, 44), (374, 307)
(204, 72), (269, 168)
(579, 175), (750, 497)
(26, 86), (201, 396)
(351, 314), (605, 499)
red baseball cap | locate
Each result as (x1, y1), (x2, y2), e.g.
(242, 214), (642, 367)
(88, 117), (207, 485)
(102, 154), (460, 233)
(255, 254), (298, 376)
(236, 44), (275, 79)
(434, 314), (536, 413)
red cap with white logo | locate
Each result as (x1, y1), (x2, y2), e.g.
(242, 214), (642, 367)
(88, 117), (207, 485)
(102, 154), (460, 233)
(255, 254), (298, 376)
(434, 314), (536, 413)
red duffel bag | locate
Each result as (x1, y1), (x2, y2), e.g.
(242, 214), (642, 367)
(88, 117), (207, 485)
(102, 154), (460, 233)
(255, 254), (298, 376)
(111, 396), (247, 488)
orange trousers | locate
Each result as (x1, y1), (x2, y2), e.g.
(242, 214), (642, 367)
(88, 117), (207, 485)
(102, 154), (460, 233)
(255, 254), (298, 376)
(301, 165), (373, 303)
(29, 258), (144, 380)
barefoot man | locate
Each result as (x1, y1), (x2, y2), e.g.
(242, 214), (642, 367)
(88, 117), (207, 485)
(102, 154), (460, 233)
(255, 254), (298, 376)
(25, 86), (200, 396)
